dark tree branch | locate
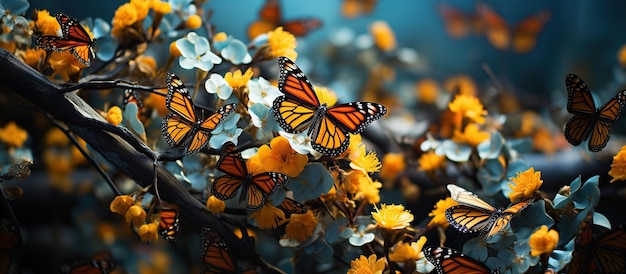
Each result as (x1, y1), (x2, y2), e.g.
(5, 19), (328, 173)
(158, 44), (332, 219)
(0, 48), (277, 271)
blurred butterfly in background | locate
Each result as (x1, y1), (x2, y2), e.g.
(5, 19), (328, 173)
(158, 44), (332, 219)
(423, 246), (499, 274)
(564, 74), (626, 152)
(211, 142), (288, 210)
(161, 72), (237, 155)
(341, 0), (378, 19)
(36, 13), (96, 66)
(475, 3), (550, 53)
(61, 250), (117, 274)
(567, 213), (626, 274)
(445, 184), (532, 239)
(436, 3), (484, 39)
(273, 57), (387, 156)
(158, 206), (180, 242)
(200, 226), (236, 273)
(248, 0), (322, 39)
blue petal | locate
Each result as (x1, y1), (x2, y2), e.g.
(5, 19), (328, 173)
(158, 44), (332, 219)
(477, 132), (504, 159)
(176, 38), (196, 57)
(122, 103), (145, 136)
(221, 39), (252, 65)
(289, 163), (334, 201)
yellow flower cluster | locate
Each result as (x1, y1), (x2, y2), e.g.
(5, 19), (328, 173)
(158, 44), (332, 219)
(347, 254), (386, 274)
(448, 94), (488, 125)
(283, 211), (317, 242)
(508, 167), (542, 203)
(389, 236), (427, 262)
(111, 0), (172, 38)
(106, 106), (123, 126)
(251, 136), (308, 177)
(0, 122), (28, 148)
(372, 204), (414, 230)
(225, 68), (254, 90)
(609, 145), (626, 183)
(529, 225), (559, 256)
(267, 27), (298, 60)
(110, 195), (158, 242)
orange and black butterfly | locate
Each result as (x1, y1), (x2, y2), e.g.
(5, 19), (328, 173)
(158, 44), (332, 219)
(273, 57), (387, 156)
(211, 142), (288, 210)
(445, 185), (532, 239)
(436, 3), (483, 39)
(36, 13), (96, 66)
(476, 3), (550, 53)
(341, 0), (378, 19)
(567, 214), (626, 274)
(158, 207), (180, 242)
(423, 246), (499, 274)
(277, 197), (306, 216)
(61, 250), (116, 274)
(161, 72), (237, 155)
(564, 74), (626, 152)
(200, 226), (236, 274)
(248, 0), (321, 39)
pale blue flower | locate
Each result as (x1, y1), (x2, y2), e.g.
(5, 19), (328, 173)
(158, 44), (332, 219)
(248, 77), (282, 107)
(214, 36), (252, 65)
(176, 32), (221, 71)
(209, 113), (242, 149)
(204, 73), (233, 100)
(249, 103), (280, 140)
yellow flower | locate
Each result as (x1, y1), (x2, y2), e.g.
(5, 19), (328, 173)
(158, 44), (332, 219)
(349, 145), (382, 174)
(224, 68), (254, 90)
(609, 145), (626, 183)
(508, 167), (542, 203)
(0, 122), (28, 148)
(427, 197), (459, 228)
(267, 27), (298, 60)
(186, 14), (202, 29)
(206, 195), (225, 214)
(529, 225), (559, 256)
(131, 0), (151, 21)
(448, 94), (487, 124)
(415, 78), (440, 104)
(106, 106), (123, 126)
(372, 204), (413, 230)
(354, 173), (382, 204)
(347, 254), (386, 274)
(110, 195), (135, 215)
(378, 152), (405, 181)
(125, 204), (147, 226)
(32, 10), (60, 36)
(444, 75), (477, 97)
(346, 134), (364, 159)
(618, 44), (626, 67)
(112, 3), (138, 35)
(248, 203), (286, 230)
(18, 48), (46, 69)
(452, 123), (490, 147)
(417, 151), (446, 172)
(314, 85), (338, 106)
(256, 136), (308, 177)
(389, 236), (427, 262)
(214, 32), (228, 43)
(137, 222), (159, 242)
(151, 0), (172, 14)
(169, 41), (181, 57)
(283, 211), (317, 242)
(48, 51), (84, 81)
(369, 21), (396, 52)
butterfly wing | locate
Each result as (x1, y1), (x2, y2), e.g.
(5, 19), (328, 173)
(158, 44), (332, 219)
(476, 3), (510, 50)
(247, 172), (288, 210)
(211, 143), (246, 201)
(159, 207), (180, 242)
(56, 13), (95, 65)
(446, 205), (496, 237)
(423, 246), (494, 274)
(564, 74), (596, 147)
(282, 19), (322, 37)
(161, 113), (195, 150)
(200, 226), (236, 273)
(166, 72), (196, 123)
(259, 0), (281, 23)
(587, 90), (626, 152)
(437, 3), (476, 39)
(446, 184), (496, 211)
(278, 197), (307, 215)
(273, 56), (320, 133)
(512, 10), (550, 53)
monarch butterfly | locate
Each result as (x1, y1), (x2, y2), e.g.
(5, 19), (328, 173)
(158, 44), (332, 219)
(211, 142), (288, 210)
(564, 74), (626, 152)
(161, 72), (237, 155)
(445, 184), (532, 239)
(273, 57), (388, 156)
(567, 214), (626, 274)
(423, 246), (499, 274)
(200, 226), (236, 274)
(36, 13), (96, 66)
(248, 0), (322, 39)
(476, 3), (550, 53)
(277, 197), (307, 216)
(158, 207), (180, 242)
(437, 3), (483, 39)
(341, 0), (378, 19)
(61, 250), (116, 274)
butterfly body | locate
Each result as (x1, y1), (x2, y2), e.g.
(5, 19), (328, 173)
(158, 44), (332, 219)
(211, 142), (288, 210)
(161, 72), (236, 155)
(445, 184), (531, 239)
(564, 74), (626, 152)
(36, 13), (96, 66)
(273, 57), (387, 156)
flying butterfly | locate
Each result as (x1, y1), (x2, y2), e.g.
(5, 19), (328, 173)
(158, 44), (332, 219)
(445, 184), (532, 239)
(564, 74), (626, 152)
(248, 0), (322, 39)
(436, 3), (484, 39)
(158, 207), (180, 242)
(567, 213), (626, 274)
(273, 57), (387, 156)
(423, 246), (499, 274)
(476, 3), (550, 53)
(161, 72), (237, 155)
(200, 226), (236, 274)
(341, 0), (378, 19)
(36, 13), (96, 66)
(210, 142), (288, 211)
